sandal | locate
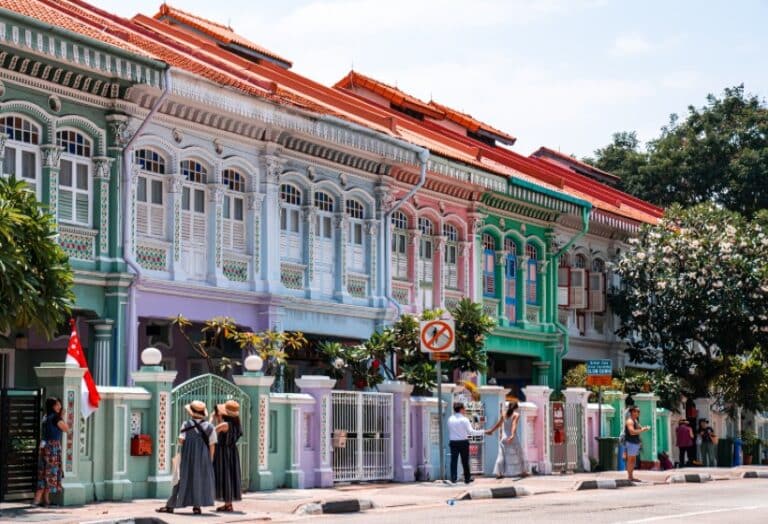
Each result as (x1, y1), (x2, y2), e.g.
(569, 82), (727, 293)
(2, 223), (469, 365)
(156, 507), (174, 514)
(216, 504), (234, 512)
(193, 506), (202, 515)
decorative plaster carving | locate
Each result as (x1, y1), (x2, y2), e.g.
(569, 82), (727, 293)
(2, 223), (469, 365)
(106, 115), (130, 147)
(172, 128), (183, 144)
(339, 172), (348, 187)
(264, 156), (284, 184)
(41, 144), (62, 168)
(169, 174), (184, 193)
(213, 138), (223, 155)
(93, 156), (113, 180)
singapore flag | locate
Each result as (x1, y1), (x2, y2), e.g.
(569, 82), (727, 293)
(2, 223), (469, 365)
(66, 319), (101, 418)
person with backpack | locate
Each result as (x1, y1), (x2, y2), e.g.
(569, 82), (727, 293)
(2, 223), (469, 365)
(157, 400), (217, 515)
(698, 419), (718, 467)
(624, 406), (650, 482)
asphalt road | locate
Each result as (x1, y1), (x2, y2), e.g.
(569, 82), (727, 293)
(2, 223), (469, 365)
(305, 479), (768, 524)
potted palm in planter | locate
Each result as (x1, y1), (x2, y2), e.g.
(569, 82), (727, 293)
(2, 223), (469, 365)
(740, 430), (760, 465)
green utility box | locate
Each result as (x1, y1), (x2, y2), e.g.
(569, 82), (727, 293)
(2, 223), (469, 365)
(717, 437), (733, 467)
(597, 437), (620, 471)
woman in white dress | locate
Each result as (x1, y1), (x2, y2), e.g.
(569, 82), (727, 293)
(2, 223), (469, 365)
(486, 401), (527, 479)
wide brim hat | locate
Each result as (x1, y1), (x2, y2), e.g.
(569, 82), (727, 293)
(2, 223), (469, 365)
(185, 400), (208, 419)
(217, 400), (240, 418)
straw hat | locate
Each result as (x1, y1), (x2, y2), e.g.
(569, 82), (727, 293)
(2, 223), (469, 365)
(185, 400), (208, 419)
(217, 399), (240, 418)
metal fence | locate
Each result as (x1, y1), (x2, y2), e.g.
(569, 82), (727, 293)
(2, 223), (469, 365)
(331, 391), (393, 482)
(0, 389), (42, 502)
(171, 374), (251, 490)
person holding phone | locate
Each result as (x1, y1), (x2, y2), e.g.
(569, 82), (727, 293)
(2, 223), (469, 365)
(625, 406), (650, 482)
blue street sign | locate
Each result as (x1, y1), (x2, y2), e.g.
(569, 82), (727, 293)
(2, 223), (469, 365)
(586, 359), (612, 376)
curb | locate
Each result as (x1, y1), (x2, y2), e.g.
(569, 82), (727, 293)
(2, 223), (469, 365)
(81, 520), (166, 524)
(742, 471), (768, 479)
(458, 486), (531, 500)
(576, 479), (634, 490)
(667, 473), (712, 483)
(294, 498), (375, 515)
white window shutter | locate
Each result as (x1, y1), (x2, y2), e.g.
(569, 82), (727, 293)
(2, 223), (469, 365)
(136, 201), (148, 236)
(59, 189), (73, 222)
(569, 268), (587, 309)
(588, 272), (606, 312)
(149, 205), (164, 238)
(557, 266), (570, 306)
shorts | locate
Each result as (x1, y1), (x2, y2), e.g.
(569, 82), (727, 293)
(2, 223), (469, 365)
(625, 442), (641, 457)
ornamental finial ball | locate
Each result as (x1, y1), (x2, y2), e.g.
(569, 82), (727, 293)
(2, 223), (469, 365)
(244, 354), (264, 372)
(141, 347), (162, 366)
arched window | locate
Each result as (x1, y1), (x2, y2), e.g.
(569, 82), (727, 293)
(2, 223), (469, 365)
(504, 237), (517, 322)
(221, 169), (245, 252)
(56, 130), (92, 226)
(346, 199), (365, 271)
(574, 253), (587, 269)
(180, 159), (208, 280)
(2, 116), (41, 195)
(279, 184), (302, 261)
(313, 191), (335, 295)
(134, 148), (166, 238)
(443, 224), (459, 289)
(391, 211), (408, 279)
(482, 233), (496, 297)
(134, 148), (165, 174)
(526, 243), (539, 305)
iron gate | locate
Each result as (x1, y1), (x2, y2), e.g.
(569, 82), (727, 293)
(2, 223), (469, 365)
(550, 401), (584, 473)
(331, 391), (393, 482)
(0, 389), (42, 502)
(171, 375), (251, 490)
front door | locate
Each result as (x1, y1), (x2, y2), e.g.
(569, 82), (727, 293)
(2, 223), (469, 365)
(181, 185), (207, 280)
(314, 213), (335, 295)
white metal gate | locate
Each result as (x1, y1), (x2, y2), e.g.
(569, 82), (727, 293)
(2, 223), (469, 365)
(171, 374), (251, 490)
(331, 391), (393, 482)
(550, 401), (583, 473)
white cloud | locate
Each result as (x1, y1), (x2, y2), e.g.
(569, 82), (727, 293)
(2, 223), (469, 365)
(611, 35), (654, 56)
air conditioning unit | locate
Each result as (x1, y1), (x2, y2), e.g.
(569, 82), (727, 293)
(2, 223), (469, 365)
(569, 268), (587, 309)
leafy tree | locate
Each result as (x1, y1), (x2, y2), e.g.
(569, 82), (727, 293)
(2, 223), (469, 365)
(583, 131), (648, 188)
(172, 315), (306, 377)
(0, 176), (74, 338)
(589, 85), (768, 217)
(611, 203), (768, 409)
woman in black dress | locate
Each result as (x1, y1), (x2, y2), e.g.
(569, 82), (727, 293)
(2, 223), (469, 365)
(212, 400), (242, 512)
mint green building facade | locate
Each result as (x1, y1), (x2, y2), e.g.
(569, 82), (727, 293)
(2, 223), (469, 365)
(0, 7), (166, 386)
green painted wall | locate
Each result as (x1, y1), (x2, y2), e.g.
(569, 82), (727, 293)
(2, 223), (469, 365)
(267, 403), (292, 488)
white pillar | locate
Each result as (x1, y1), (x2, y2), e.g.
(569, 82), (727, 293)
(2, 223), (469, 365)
(564, 387), (591, 472)
(521, 385), (553, 474)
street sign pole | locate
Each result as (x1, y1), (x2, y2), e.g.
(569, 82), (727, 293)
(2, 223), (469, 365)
(437, 359), (444, 482)
(598, 386), (603, 439)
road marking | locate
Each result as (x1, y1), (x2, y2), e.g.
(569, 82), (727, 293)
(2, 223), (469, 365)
(623, 504), (768, 523)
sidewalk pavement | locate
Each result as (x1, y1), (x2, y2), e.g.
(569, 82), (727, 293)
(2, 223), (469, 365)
(1, 466), (765, 523)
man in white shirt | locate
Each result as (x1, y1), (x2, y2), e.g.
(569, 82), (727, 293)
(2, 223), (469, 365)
(448, 402), (486, 484)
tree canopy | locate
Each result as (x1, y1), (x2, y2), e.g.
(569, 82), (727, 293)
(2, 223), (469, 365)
(587, 85), (768, 218)
(610, 203), (768, 409)
(0, 176), (74, 339)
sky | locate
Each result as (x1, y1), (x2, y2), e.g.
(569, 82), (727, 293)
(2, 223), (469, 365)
(90, 0), (768, 157)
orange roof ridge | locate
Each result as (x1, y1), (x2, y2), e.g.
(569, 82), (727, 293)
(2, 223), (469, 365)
(533, 146), (619, 181)
(335, 70), (516, 146)
(154, 2), (292, 67)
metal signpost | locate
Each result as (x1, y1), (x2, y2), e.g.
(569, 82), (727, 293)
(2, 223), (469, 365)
(586, 359), (613, 439)
(420, 319), (455, 482)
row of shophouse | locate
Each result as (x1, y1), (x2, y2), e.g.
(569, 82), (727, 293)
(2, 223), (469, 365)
(0, 0), (663, 393)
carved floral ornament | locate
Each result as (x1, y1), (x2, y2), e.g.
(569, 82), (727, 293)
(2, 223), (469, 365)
(0, 134), (7, 157)
(366, 219), (379, 236)
(264, 156), (285, 183)
(41, 144), (63, 168)
(107, 116), (131, 147)
(93, 157), (113, 180)
(246, 191), (264, 211)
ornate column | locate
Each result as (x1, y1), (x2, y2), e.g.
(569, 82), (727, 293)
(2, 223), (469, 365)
(378, 381), (415, 481)
(40, 144), (63, 227)
(106, 114), (130, 258)
(460, 241), (472, 299)
(479, 385), (506, 474)
(496, 250), (507, 323)
(366, 219), (379, 304)
(408, 229), (421, 309)
(234, 371), (276, 490)
(207, 183), (225, 285)
(303, 205), (317, 298)
(131, 355), (177, 499)
(434, 235), (446, 309)
(88, 319), (114, 385)
(34, 363), (88, 505)
(168, 173), (185, 281)
(295, 375), (336, 488)
(247, 191), (264, 286)
(469, 216), (485, 302)
(334, 212), (348, 301)
(263, 155), (284, 290)
(93, 157), (113, 263)
(521, 385), (553, 474)
(603, 390), (627, 437)
(0, 133), (8, 167)
(517, 255), (529, 324)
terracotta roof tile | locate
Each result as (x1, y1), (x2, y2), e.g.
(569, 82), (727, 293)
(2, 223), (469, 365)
(427, 100), (516, 146)
(532, 146), (620, 182)
(154, 3), (292, 67)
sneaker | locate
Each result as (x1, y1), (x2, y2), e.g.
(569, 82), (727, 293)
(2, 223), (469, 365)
(465, 477), (475, 484)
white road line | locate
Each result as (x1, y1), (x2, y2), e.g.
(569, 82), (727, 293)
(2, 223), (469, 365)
(622, 505), (768, 523)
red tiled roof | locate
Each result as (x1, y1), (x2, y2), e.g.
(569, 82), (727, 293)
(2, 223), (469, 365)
(532, 146), (620, 182)
(154, 3), (292, 68)
(335, 71), (517, 145)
